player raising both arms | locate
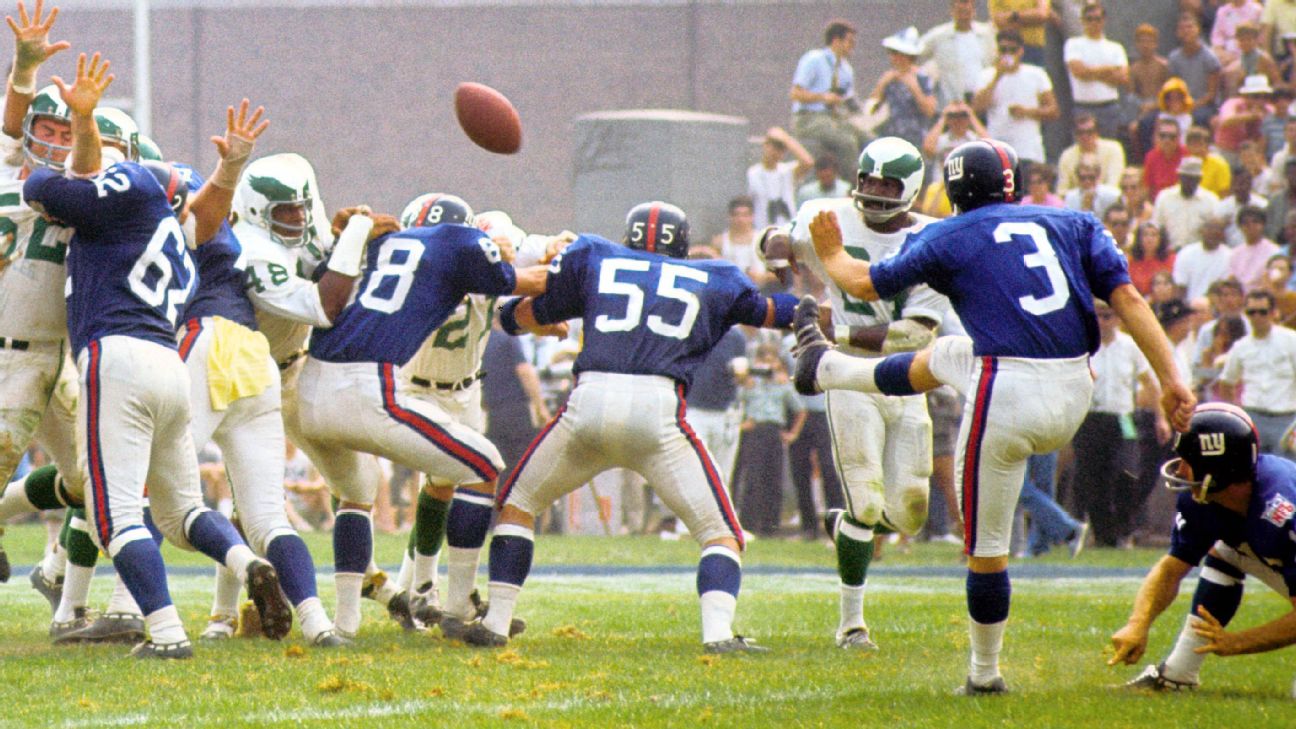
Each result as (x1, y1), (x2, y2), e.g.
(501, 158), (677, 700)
(768, 136), (948, 650)
(466, 202), (798, 652)
(793, 139), (1194, 692)
(24, 51), (293, 659)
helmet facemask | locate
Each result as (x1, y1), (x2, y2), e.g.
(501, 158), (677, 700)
(852, 137), (924, 225)
(264, 199), (314, 248)
(1160, 458), (1219, 504)
(852, 172), (913, 224)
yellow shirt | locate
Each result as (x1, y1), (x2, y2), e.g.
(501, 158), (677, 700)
(1200, 153), (1232, 198)
(989, 0), (1047, 48)
(1263, 0), (1296, 38)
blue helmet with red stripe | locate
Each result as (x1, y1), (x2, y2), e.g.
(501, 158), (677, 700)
(623, 201), (690, 259)
(943, 139), (1021, 213)
(141, 160), (189, 216)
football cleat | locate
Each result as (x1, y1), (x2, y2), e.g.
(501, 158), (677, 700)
(956, 676), (1009, 696)
(244, 560), (293, 641)
(71, 612), (145, 644)
(703, 635), (770, 654)
(49, 608), (93, 644)
(836, 626), (879, 651)
(385, 590), (420, 632)
(462, 622), (509, 648)
(411, 591), (443, 627)
(200, 614), (237, 641)
(131, 639), (194, 660)
(792, 296), (831, 396)
(1068, 521), (1090, 559)
(29, 564), (63, 611)
(1125, 662), (1198, 691)
(438, 614), (472, 642)
(311, 629), (352, 648)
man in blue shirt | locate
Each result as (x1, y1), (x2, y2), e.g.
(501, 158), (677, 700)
(1113, 404), (1296, 693)
(793, 139), (1195, 693)
(790, 20), (864, 179)
(465, 202), (798, 653)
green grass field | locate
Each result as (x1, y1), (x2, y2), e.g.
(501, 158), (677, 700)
(0, 524), (1290, 728)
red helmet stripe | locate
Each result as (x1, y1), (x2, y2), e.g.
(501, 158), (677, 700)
(645, 204), (660, 253)
(985, 140), (1016, 202)
(165, 165), (180, 206)
(416, 194), (442, 226)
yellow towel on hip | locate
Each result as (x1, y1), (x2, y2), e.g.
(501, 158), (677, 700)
(206, 316), (273, 410)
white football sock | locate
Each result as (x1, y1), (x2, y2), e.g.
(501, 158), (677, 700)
(414, 552), (439, 595)
(106, 574), (142, 616)
(145, 605), (187, 645)
(969, 619), (1006, 684)
(1162, 614), (1209, 682)
(295, 596), (333, 641)
(699, 591), (737, 644)
(53, 563), (93, 622)
(223, 545), (259, 578)
(40, 543), (67, 582)
(395, 551), (415, 591)
(482, 582), (521, 636)
(217, 498), (234, 518)
(210, 564), (242, 618)
(445, 546), (481, 620)
(334, 573), (364, 636)
(817, 351), (882, 393)
(838, 583), (867, 634)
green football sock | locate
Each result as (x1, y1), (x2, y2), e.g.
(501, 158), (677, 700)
(65, 508), (99, 569)
(835, 514), (875, 588)
(415, 490), (450, 557)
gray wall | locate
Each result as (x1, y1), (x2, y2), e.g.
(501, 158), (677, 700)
(47, 0), (1177, 238)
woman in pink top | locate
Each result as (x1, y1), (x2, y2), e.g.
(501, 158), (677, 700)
(1025, 163), (1064, 207)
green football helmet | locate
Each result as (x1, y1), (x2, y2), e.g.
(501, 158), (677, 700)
(93, 107), (139, 161)
(853, 136), (925, 223)
(136, 134), (163, 162)
(21, 85), (71, 171)
(234, 153), (317, 248)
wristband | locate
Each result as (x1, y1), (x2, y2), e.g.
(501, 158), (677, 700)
(8, 66), (36, 95)
(499, 298), (523, 336)
(326, 214), (373, 277)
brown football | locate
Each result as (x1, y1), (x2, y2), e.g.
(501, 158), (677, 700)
(454, 82), (522, 155)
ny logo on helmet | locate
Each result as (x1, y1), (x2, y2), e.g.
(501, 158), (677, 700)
(1199, 433), (1226, 456)
(945, 155), (964, 181)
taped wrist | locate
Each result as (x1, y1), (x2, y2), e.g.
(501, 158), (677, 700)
(499, 298), (524, 336)
(326, 214), (374, 277)
(8, 64), (36, 95)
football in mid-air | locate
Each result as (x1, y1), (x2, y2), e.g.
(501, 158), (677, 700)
(454, 82), (522, 155)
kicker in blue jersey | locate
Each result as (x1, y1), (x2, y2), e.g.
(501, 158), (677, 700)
(309, 223), (516, 364)
(24, 161), (197, 354)
(528, 235), (790, 391)
(869, 204), (1131, 359)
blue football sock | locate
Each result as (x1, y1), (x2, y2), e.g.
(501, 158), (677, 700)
(185, 510), (244, 564)
(446, 490), (494, 550)
(967, 569), (1011, 625)
(333, 510), (372, 575)
(112, 538), (173, 616)
(266, 534), (319, 606)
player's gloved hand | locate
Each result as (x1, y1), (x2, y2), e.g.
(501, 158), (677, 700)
(6, 1), (69, 93)
(881, 319), (935, 354)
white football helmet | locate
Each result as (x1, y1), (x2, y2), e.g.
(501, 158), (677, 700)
(234, 153), (317, 248)
(21, 85), (71, 171)
(94, 107), (139, 161)
(852, 136), (925, 223)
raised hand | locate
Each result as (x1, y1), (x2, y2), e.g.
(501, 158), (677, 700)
(809, 209), (845, 260)
(50, 51), (111, 117)
(6, 1), (68, 73)
(210, 98), (267, 164)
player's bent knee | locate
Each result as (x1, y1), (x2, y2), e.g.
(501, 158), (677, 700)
(889, 486), (929, 536)
(498, 504), (535, 529)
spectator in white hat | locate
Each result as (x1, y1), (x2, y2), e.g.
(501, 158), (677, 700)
(1217, 74), (1274, 156)
(867, 26), (937, 146)
(1155, 156), (1221, 250)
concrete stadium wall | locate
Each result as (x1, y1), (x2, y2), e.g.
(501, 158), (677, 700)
(47, 0), (1176, 238)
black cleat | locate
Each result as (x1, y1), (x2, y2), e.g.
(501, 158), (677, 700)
(462, 622), (509, 648)
(49, 608), (94, 644)
(69, 612), (145, 644)
(311, 629), (352, 648)
(1124, 662), (1197, 691)
(792, 296), (831, 396)
(411, 592), (442, 627)
(29, 564), (62, 612)
(245, 560), (293, 641)
(386, 590), (420, 632)
(131, 639), (194, 660)
(703, 635), (770, 654)
(956, 676), (1008, 696)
